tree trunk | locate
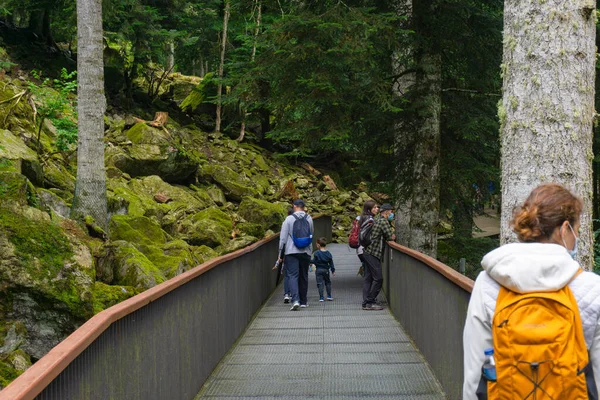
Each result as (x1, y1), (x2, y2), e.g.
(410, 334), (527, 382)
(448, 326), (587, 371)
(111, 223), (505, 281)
(215, 0), (231, 133)
(166, 40), (175, 72)
(237, 0), (262, 142)
(393, 0), (441, 257)
(500, 0), (596, 269)
(199, 56), (205, 77)
(392, 0), (415, 248)
(407, 52), (441, 257)
(71, 0), (108, 231)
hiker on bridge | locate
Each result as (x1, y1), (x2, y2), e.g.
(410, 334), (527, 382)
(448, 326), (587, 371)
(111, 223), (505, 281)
(361, 202), (395, 311)
(463, 183), (600, 399)
(278, 199), (314, 311)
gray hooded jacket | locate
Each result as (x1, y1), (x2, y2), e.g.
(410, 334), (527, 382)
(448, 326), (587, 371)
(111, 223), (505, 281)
(278, 211), (313, 257)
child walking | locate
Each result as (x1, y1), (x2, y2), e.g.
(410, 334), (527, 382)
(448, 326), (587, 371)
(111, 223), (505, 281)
(311, 237), (335, 302)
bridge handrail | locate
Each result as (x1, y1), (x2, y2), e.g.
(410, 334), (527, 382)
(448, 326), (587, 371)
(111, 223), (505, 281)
(0, 215), (332, 400)
(382, 240), (475, 400)
(386, 241), (474, 293)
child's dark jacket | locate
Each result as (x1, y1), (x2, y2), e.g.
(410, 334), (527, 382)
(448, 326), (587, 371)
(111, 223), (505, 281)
(311, 250), (335, 273)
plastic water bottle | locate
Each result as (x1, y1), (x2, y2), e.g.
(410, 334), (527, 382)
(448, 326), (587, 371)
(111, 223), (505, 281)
(482, 348), (497, 381)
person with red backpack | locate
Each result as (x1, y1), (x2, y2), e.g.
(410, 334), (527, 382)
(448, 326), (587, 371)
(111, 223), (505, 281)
(278, 199), (314, 311)
(463, 183), (600, 399)
(361, 201), (395, 310)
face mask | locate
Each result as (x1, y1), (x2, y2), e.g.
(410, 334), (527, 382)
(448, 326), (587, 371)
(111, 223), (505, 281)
(561, 223), (579, 259)
(387, 213), (395, 222)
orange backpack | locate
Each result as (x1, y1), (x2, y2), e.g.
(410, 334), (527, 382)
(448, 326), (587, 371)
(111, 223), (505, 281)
(489, 281), (590, 399)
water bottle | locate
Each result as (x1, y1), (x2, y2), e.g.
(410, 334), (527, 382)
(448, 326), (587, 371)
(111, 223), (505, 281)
(482, 348), (497, 381)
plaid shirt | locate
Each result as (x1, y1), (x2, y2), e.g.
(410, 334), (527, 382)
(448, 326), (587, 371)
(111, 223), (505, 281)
(364, 215), (394, 260)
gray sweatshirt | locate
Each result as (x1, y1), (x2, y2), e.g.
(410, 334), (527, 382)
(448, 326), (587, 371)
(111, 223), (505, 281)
(278, 211), (314, 257)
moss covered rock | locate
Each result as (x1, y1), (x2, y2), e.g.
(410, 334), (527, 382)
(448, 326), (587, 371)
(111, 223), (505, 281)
(106, 241), (166, 289)
(115, 123), (198, 183)
(177, 207), (233, 247)
(0, 130), (39, 177)
(191, 245), (218, 264)
(38, 188), (70, 218)
(0, 207), (95, 318)
(92, 282), (136, 314)
(238, 197), (287, 232)
(44, 162), (76, 193)
(206, 185), (226, 206)
(110, 215), (168, 245)
(0, 172), (29, 206)
(224, 237), (259, 252)
(107, 178), (161, 218)
(200, 164), (258, 202)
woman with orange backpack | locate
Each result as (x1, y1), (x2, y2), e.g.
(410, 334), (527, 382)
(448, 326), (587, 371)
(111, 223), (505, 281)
(463, 183), (600, 399)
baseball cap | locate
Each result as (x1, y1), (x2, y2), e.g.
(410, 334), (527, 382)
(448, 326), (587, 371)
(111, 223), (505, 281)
(380, 203), (393, 211)
(293, 199), (305, 208)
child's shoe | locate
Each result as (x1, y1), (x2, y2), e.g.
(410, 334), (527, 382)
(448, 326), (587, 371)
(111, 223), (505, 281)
(319, 297), (324, 302)
(327, 296), (333, 301)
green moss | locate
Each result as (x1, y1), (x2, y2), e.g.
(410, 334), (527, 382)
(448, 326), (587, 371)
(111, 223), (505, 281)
(0, 207), (73, 273)
(180, 207), (233, 247)
(0, 130), (38, 170)
(44, 162), (76, 192)
(191, 245), (218, 264)
(201, 164), (258, 201)
(0, 172), (28, 205)
(125, 123), (156, 144)
(238, 197), (287, 232)
(0, 359), (19, 389)
(110, 215), (167, 245)
(179, 73), (212, 111)
(111, 242), (166, 289)
(238, 222), (264, 238)
(92, 282), (136, 314)
(108, 180), (158, 217)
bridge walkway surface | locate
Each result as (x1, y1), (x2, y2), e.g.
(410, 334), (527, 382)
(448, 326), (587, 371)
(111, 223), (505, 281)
(195, 244), (446, 400)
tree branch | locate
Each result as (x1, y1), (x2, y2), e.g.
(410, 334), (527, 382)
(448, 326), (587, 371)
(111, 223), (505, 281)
(441, 88), (501, 97)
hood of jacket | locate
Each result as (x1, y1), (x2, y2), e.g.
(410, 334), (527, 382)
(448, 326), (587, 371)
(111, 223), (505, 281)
(481, 242), (580, 293)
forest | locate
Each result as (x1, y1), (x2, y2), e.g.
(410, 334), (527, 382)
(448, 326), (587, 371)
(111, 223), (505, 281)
(2, 0), (507, 264)
(0, 0), (599, 389)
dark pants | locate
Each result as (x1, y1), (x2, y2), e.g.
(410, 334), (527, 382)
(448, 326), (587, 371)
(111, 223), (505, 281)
(283, 265), (290, 296)
(285, 253), (310, 305)
(362, 253), (383, 306)
(315, 268), (332, 298)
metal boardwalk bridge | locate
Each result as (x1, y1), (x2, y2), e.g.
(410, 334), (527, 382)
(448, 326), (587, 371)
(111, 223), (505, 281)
(1, 216), (472, 400)
(196, 245), (444, 399)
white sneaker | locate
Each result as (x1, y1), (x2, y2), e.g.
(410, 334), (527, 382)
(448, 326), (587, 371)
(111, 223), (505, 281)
(290, 302), (300, 311)
(283, 294), (290, 303)
(300, 304), (309, 308)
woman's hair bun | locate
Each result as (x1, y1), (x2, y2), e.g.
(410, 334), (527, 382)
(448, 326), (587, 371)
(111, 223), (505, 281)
(510, 183), (583, 242)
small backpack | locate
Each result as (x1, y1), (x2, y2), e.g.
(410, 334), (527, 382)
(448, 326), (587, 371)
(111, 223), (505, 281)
(291, 214), (313, 249)
(348, 219), (360, 248)
(358, 217), (374, 248)
(484, 277), (595, 399)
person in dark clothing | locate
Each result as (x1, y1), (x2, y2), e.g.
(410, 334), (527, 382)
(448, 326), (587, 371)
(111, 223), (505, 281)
(311, 237), (335, 302)
(278, 199), (314, 310)
(362, 202), (395, 310)
(357, 201), (379, 276)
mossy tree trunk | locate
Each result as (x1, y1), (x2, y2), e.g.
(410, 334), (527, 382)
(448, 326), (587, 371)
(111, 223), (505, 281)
(393, 0), (441, 258)
(71, 0), (108, 231)
(500, 0), (596, 269)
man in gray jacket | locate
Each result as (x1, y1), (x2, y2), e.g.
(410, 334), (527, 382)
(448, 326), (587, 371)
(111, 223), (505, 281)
(278, 199), (314, 311)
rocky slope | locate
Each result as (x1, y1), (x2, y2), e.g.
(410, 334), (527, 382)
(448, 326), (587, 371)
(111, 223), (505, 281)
(0, 68), (377, 388)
